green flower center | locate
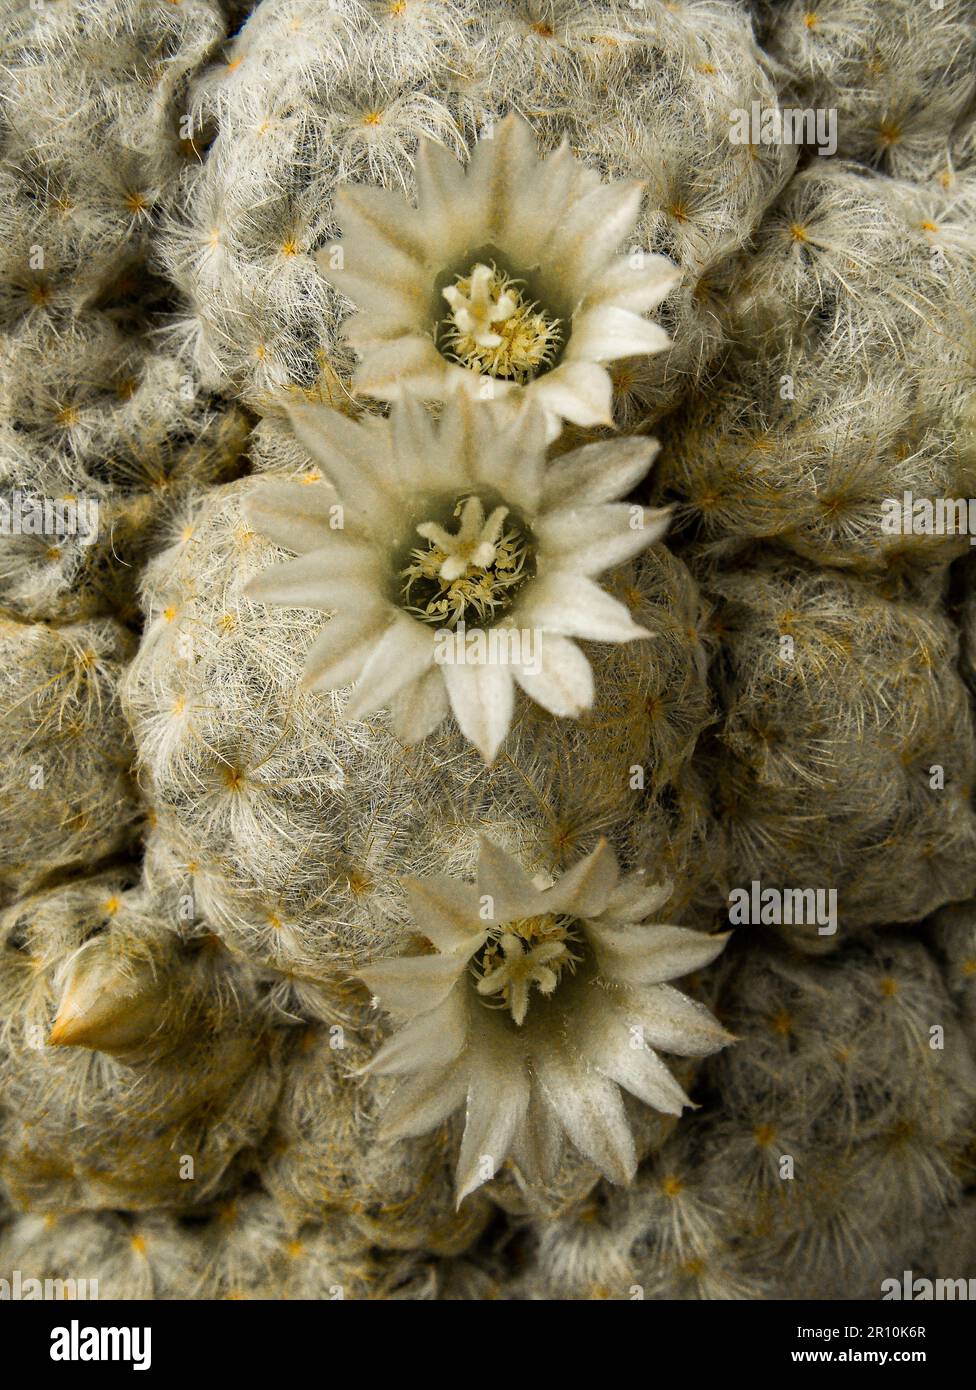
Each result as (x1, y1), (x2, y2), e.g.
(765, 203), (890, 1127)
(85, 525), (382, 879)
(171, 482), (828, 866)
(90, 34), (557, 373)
(472, 914), (582, 1025)
(439, 262), (563, 384)
(398, 492), (535, 629)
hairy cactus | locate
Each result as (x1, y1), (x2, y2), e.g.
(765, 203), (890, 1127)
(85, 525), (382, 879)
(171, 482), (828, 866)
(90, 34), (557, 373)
(1, 0), (975, 1305)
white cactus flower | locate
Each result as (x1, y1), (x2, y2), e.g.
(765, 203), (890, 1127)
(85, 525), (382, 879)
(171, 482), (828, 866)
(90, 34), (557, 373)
(357, 836), (733, 1204)
(317, 114), (679, 435)
(243, 393), (670, 764)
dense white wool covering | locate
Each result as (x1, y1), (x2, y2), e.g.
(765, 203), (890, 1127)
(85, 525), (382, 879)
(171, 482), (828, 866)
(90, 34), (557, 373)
(2, 0), (976, 1302)
(764, 0), (976, 181)
(163, 0), (794, 418)
(0, 617), (140, 904)
(126, 472), (714, 980)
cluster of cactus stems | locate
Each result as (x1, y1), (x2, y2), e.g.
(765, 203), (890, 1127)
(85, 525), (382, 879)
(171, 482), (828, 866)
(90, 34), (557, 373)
(0, 0), (975, 1301)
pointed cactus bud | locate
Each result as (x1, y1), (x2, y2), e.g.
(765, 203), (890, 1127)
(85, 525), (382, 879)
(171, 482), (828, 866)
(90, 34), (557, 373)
(48, 940), (169, 1055)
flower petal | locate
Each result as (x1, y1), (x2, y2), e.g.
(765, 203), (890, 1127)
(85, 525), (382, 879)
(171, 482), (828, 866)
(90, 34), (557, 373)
(389, 666), (450, 745)
(604, 875), (675, 922)
(535, 1049), (636, 1186)
(530, 361), (614, 429)
(544, 839), (619, 916)
(565, 305), (671, 363)
(316, 174), (432, 321)
(378, 1061), (469, 1141)
(535, 502), (671, 576)
(316, 261), (423, 323)
(345, 615), (436, 720)
(541, 437), (660, 510)
(615, 983), (734, 1057)
(475, 400), (549, 514)
(588, 922), (731, 987)
(465, 113), (541, 244)
(455, 1029), (530, 1204)
(300, 610), (388, 691)
(285, 402), (403, 526)
(244, 540), (381, 611)
(414, 136), (467, 229)
(508, 1081), (565, 1187)
(583, 254), (681, 314)
(549, 180), (644, 290)
(351, 334), (452, 400)
(390, 395), (446, 491)
(358, 953), (469, 1020)
(582, 1005), (692, 1116)
(402, 876), (484, 953)
(368, 989), (468, 1076)
(331, 184), (431, 283)
(243, 481), (343, 555)
(513, 633), (594, 718)
(443, 661), (514, 763)
(476, 836), (549, 923)
(517, 572), (651, 642)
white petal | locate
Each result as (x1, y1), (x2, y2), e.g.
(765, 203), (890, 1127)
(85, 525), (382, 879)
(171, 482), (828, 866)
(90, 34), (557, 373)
(301, 610), (388, 692)
(535, 1049), (636, 1186)
(390, 395), (444, 490)
(541, 437), (660, 510)
(455, 1032), (530, 1204)
(474, 401), (549, 514)
(588, 922), (731, 986)
(379, 1061), (469, 1141)
(544, 839), (619, 917)
(615, 984), (734, 1057)
(583, 254), (681, 314)
(351, 335), (452, 401)
(513, 634), (594, 718)
(316, 261), (423, 323)
(389, 666), (450, 744)
(517, 572), (650, 643)
(285, 402), (403, 526)
(535, 502), (670, 576)
(443, 661), (514, 764)
(331, 184), (431, 285)
(345, 616), (436, 720)
(476, 835), (549, 923)
(465, 114), (541, 243)
(402, 876), (484, 953)
(368, 989), (468, 1076)
(549, 180), (644, 291)
(581, 1001), (692, 1115)
(358, 953), (469, 1020)
(508, 1082), (565, 1187)
(336, 183), (428, 261)
(244, 540), (381, 611)
(530, 361), (613, 428)
(604, 877), (675, 922)
(566, 305), (671, 363)
(243, 481), (342, 555)
(342, 307), (423, 345)
(436, 390), (504, 485)
(414, 137), (467, 241)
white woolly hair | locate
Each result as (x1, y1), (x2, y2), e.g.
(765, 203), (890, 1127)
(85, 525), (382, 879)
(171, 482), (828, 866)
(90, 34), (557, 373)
(705, 557), (976, 941)
(511, 932), (976, 1299)
(125, 473), (716, 983)
(0, 617), (141, 904)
